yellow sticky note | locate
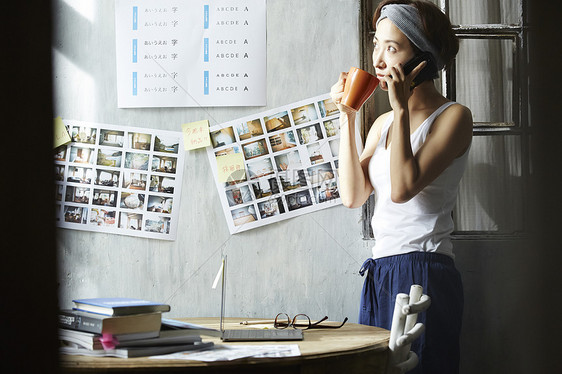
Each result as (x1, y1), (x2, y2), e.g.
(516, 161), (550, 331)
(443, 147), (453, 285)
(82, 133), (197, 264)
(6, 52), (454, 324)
(54, 117), (71, 148)
(216, 153), (246, 183)
(182, 120), (211, 150)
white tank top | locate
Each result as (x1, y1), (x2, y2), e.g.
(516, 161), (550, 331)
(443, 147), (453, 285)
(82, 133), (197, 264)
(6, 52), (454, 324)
(368, 102), (469, 259)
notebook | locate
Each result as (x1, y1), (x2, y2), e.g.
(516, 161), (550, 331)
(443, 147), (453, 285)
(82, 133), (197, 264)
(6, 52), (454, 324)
(218, 256), (303, 342)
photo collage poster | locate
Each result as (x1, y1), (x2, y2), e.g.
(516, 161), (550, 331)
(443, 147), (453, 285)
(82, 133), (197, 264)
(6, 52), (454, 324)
(206, 93), (363, 234)
(115, 0), (266, 108)
(54, 120), (185, 240)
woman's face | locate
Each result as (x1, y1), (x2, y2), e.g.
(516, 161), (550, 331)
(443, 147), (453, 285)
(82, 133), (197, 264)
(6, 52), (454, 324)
(372, 18), (416, 90)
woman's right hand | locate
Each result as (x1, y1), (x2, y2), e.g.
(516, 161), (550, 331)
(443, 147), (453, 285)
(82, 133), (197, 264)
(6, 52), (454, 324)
(330, 72), (357, 115)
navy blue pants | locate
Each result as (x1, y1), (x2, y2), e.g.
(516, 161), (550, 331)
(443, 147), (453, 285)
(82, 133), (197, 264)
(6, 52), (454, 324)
(359, 252), (463, 374)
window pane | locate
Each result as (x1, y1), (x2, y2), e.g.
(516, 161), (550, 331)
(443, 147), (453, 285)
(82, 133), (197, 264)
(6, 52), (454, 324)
(455, 38), (514, 126)
(454, 135), (523, 233)
(449, 0), (520, 25)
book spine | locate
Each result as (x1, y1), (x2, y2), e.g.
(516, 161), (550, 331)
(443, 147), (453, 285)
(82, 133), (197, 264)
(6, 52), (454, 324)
(112, 305), (170, 316)
(58, 311), (103, 334)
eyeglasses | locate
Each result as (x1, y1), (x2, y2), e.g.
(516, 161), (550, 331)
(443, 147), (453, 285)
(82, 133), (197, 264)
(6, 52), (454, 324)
(273, 313), (348, 330)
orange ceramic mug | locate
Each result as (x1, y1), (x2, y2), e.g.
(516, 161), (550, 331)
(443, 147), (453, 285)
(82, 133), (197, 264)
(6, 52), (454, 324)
(341, 67), (379, 111)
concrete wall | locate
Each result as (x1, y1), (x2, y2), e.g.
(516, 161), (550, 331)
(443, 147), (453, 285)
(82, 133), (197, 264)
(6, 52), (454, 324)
(53, 0), (364, 323)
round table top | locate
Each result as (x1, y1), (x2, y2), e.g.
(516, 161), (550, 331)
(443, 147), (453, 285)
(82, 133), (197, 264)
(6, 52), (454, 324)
(60, 317), (390, 373)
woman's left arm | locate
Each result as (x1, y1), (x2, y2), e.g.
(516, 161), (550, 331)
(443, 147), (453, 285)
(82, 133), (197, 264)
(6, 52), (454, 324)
(383, 62), (473, 203)
(390, 103), (473, 203)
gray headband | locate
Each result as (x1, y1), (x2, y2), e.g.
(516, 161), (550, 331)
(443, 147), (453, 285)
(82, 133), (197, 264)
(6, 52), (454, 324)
(376, 4), (443, 69)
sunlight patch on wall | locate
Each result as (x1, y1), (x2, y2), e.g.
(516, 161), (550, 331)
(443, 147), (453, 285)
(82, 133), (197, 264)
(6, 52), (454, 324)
(52, 49), (96, 118)
(63, 0), (96, 22)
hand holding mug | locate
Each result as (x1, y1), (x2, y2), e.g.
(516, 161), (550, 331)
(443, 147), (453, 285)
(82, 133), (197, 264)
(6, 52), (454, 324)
(340, 67), (379, 111)
(330, 72), (349, 112)
(331, 67), (379, 114)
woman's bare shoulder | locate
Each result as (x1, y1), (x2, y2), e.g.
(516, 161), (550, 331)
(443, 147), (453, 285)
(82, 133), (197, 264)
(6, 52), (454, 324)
(441, 103), (473, 126)
(429, 102), (473, 156)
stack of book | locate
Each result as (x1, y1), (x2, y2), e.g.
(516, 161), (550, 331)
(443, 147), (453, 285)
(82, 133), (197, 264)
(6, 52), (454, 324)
(58, 297), (215, 358)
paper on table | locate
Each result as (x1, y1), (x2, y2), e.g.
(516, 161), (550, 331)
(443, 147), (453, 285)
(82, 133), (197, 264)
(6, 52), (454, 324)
(251, 344), (301, 358)
(150, 344), (301, 361)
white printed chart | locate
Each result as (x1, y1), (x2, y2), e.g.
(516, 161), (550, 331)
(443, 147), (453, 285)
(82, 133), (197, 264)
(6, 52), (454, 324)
(115, 0), (266, 108)
(54, 120), (185, 240)
(206, 94), (363, 234)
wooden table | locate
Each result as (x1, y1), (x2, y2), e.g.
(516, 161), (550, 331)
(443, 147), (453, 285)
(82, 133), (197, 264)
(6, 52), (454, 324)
(60, 317), (390, 374)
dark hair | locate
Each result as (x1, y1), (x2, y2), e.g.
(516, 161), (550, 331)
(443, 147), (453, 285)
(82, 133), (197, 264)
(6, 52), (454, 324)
(372, 0), (459, 70)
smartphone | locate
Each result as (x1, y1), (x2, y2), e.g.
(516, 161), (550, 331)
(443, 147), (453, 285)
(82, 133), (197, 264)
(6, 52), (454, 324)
(402, 51), (439, 89)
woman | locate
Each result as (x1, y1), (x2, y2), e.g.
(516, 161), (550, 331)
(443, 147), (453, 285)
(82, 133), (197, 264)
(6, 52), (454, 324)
(330, 1), (472, 373)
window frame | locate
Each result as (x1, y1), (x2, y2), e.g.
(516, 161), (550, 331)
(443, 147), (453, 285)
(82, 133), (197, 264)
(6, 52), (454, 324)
(360, 0), (530, 240)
